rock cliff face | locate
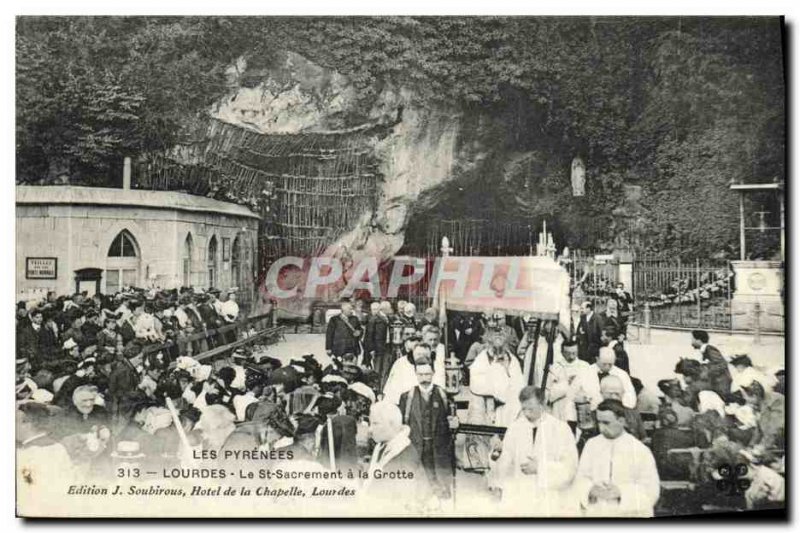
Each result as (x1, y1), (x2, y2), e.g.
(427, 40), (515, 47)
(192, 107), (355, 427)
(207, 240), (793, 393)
(211, 51), (571, 266)
(208, 52), (579, 314)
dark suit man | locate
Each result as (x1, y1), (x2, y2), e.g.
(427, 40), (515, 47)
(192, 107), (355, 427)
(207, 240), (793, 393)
(317, 396), (358, 472)
(197, 295), (223, 347)
(577, 301), (604, 364)
(17, 310), (44, 369)
(399, 358), (456, 499)
(325, 301), (362, 363)
(601, 324), (630, 374)
(453, 312), (483, 363)
(612, 283), (634, 336)
(691, 330), (732, 400)
(364, 302), (390, 376)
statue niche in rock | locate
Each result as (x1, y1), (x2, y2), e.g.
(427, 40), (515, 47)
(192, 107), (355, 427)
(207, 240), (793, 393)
(571, 156), (586, 197)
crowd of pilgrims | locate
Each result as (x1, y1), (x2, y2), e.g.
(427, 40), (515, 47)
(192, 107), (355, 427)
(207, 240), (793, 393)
(15, 287), (785, 516)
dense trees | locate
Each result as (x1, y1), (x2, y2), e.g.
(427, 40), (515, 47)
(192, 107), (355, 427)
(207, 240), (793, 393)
(16, 16), (784, 259)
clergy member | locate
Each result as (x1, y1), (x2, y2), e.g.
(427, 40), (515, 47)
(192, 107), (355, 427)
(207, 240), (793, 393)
(494, 386), (579, 515)
(589, 347), (636, 409)
(545, 339), (602, 433)
(574, 399), (660, 517)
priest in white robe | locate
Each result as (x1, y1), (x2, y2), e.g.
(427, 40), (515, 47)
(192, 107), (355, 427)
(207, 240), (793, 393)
(463, 329), (524, 475)
(468, 332), (525, 429)
(573, 399), (660, 517)
(589, 347), (636, 409)
(495, 386), (579, 516)
(545, 339), (602, 429)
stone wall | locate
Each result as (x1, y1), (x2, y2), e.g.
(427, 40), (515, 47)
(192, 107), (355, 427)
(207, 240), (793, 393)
(16, 187), (258, 301)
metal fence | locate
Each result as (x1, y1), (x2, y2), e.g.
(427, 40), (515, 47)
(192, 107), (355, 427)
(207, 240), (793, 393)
(565, 249), (619, 309)
(632, 257), (734, 330)
(566, 251), (736, 331)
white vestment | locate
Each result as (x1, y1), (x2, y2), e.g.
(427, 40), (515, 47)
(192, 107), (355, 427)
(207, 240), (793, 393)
(521, 332), (560, 391)
(469, 349), (525, 428)
(546, 357), (602, 422)
(589, 364), (637, 409)
(495, 412), (579, 516)
(574, 431), (660, 517)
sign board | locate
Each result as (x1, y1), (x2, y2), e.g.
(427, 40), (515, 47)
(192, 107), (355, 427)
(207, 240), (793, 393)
(593, 254), (615, 264)
(25, 257), (57, 280)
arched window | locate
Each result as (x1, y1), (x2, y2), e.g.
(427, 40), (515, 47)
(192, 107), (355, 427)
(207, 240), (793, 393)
(108, 230), (138, 257)
(231, 234), (243, 290)
(183, 233), (194, 288)
(106, 230), (140, 294)
(207, 235), (218, 288)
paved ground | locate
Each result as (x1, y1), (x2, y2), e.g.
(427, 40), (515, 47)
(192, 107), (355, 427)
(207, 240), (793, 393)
(626, 327), (784, 393)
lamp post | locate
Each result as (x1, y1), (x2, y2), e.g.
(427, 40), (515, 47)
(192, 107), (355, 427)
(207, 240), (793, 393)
(444, 351), (462, 400)
(444, 350), (462, 506)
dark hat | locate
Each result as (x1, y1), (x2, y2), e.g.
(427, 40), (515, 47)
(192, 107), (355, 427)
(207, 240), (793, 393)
(730, 354), (752, 367)
(172, 369), (192, 382)
(243, 401), (294, 438)
(143, 351), (169, 371)
(217, 366), (236, 388)
(208, 288), (221, 296)
(123, 342), (144, 359)
(179, 406), (202, 425)
(267, 367), (299, 392)
(77, 357), (96, 370)
(232, 347), (254, 363)
(674, 358), (703, 378)
(65, 308), (85, 322)
(244, 367), (268, 390)
(155, 375), (183, 400)
(657, 378), (682, 397)
(290, 356), (323, 381)
(255, 356), (283, 372)
(315, 395), (342, 417)
(293, 413), (322, 437)
(95, 348), (117, 365)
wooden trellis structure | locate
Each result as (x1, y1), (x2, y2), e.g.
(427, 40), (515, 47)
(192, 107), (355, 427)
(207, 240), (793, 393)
(133, 117), (383, 286)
